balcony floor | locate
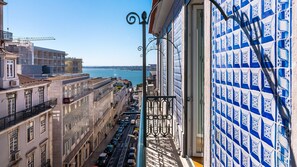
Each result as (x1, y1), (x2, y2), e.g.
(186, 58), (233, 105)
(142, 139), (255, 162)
(146, 135), (183, 167)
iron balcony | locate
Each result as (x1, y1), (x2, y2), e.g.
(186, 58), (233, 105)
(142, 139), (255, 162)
(137, 96), (183, 167)
(0, 99), (57, 131)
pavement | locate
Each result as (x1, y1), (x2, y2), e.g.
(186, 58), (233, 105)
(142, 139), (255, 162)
(83, 123), (119, 167)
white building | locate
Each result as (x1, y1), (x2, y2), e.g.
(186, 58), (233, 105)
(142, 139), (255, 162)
(0, 1), (56, 167)
(47, 74), (92, 167)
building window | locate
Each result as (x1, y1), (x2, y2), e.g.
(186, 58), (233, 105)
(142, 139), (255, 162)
(38, 87), (44, 104)
(7, 93), (16, 115)
(9, 129), (18, 155)
(40, 115), (46, 134)
(25, 90), (32, 109)
(7, 59), (14, 78)
(27, 153), (34, 167)
(40, 144), (46, 165)
(27, 121), (34, 142)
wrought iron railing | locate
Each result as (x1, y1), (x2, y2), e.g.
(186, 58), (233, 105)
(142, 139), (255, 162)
(146, 96), (175, 137)
(137, 96), (175, 167)
(0, 30), (13, 41)
(41, 159), (51, 167)
(63, 89), (92, 104)
(0, 99), (57, 131)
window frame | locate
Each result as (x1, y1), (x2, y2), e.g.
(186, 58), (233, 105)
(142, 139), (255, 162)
(27, 121), (34, 142)
(6, 59), (15, 78)
(27, 152), (34, 167)
(40, 115), (46, 134)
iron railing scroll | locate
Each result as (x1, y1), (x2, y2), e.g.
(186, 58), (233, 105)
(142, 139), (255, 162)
(146, 96), (175, 137)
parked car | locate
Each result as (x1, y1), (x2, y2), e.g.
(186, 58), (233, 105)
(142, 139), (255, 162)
(115, 132), (121, 140)
(129, 147), (136, 154)
(104, 144), (114, 155)
(96, 153), (108, 166)
(130, 119), (136, 125)
(123, 122), (129, 127)
(111, 138), (118, 146)
(127, 159), (136, 167)
(117, 127), (124, 133)
(128, 152), (136, 159)
(133, 129), (138, 136)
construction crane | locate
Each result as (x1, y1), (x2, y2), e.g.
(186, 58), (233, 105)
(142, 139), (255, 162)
(12, 37), (55, 42)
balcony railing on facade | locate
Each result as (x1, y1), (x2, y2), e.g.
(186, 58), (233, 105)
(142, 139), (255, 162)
(137, 96), (182, 167)
(41, 159), (51, 167)
(0, 99), (57, 131)
(0, 30), (13, 41)
(63, 89), (92, 104)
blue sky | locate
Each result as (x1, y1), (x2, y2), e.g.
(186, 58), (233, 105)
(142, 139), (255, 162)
(4, 0), (156, 66)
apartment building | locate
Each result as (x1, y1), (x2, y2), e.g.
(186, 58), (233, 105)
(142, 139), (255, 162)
(89, 78), (114, 150)
(65, 57), (83, 74)
(0, 1), (57, 167)
(0, 47), (56, 167)
(34, 46), (66, 75)
(47, 74), (92, 167)
(147, 0), (295, 166)
(5, 41), (34, 65)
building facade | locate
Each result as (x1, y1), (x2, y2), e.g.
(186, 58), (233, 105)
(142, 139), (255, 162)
(47, 74), (92, 167)
(0, 48), (55, 167)
(149, 0), (295, 166)
(89, 78), (114, 150)
(34, 46), (66, 75)
(65, 58), (83, 74)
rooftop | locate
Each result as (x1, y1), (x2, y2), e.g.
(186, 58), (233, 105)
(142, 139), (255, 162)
(18, 74), (50, 87)
(46, 73), (89, 81)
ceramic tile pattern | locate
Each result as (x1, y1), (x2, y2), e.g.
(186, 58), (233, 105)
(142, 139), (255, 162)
(211, 0), (292, 166)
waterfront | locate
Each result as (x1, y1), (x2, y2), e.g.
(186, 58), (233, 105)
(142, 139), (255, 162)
(83, 67), (150, 86)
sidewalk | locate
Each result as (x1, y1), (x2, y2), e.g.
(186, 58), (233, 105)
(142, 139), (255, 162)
(83, 124), (119, 167)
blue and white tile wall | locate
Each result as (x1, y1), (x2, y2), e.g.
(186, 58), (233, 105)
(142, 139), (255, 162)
(211, 0), (292, 166)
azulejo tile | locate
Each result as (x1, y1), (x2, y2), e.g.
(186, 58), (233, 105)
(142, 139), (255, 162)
(233, 124), (241, 145)
(277, 8), (291, 40)
(250, 112), (261, 138)
(233, 87), (241, 106)
(233, 30), (241, 49)
(261, 15), (276, 43)
(227, 137), (233, 156)
(241, 31), (250, 48)
(250, 21), (262, 45)
(222, 69), (227, 85)
(241, 149), (250, 167)
(250, 69), (261, 91)
(250, 49), (261, 68)
(227, 104), (233, 121)
(241, 89), (250, 110)
(261, 69), (276, 94)
(241, 69), (250, 89)
(221, 101), (227, 117)
(227, 19), (233, 33)
(261, 41), (276, 68)
(222, 53), (227, 68)
(261, 142), (276, 167)
(227, 51), (233, 68)
(221, 133), (227, 149)
(226, 0), (233, 16)
(227, 86), (233, 103)
(233, 106), (241, 127)
(250, 91), (261, 115)
(277, 37), (291, 68)
(241, 47), (250, 67)
(227, 69), (233, 86)
(220, 149), (227, 166)
(227, 34), (233, 50)
(262, 0), (275, 18)
(233, 143), (241, 164)
(261, 92), (276, 121)
(221, 117), (227, 133)
(250, 0), (261, 22)
(227, 154), (233, 167)
(241, 130), (250, 153)
(277, 0), (290, 12)
(233, 69), (241, 87)
(227, 120), (233, 139)
(221, 35), (227, 51)
(277, 68), (290, 97)
(251, 156), (262, 167)
(241, 109), (250, 132)
(261, 117), (276, 147)
(250, 135), (262, 161)
(222, 85), (227, 100)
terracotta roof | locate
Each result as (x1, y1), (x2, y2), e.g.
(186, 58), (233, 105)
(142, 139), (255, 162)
(18, 74), (50, 87)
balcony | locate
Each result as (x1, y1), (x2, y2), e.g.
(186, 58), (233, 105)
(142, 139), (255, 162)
(41, 159), (51, 167)
(0, 99), (57, 131)
(137, 96), (183, 167)
(63, 89), (92, 104)
(0, 30), (13, 41)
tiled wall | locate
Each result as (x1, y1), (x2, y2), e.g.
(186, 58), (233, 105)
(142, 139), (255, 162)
(211, 0), (292, 166)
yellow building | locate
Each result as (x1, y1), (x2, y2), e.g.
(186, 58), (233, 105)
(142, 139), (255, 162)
(65, 57), (83, 73)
